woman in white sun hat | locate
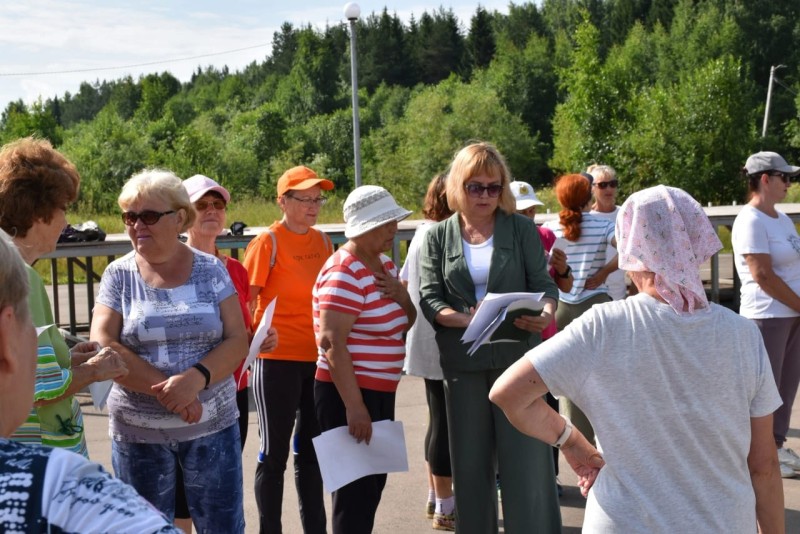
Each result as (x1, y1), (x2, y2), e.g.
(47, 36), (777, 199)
(313, 185), (416, 534)
(733, 150), (800, 479)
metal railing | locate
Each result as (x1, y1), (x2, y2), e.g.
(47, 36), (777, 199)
(40, 205), (800, 334)
(41, 221), (420, 335)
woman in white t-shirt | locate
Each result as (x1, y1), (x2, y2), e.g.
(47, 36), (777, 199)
(732, 150), (800, 478)
(587, 165), (629, 300)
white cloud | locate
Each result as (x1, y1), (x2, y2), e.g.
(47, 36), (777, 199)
(0, 1), (512, 111)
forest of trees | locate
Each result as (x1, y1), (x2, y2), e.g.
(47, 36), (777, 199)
(1, 0), (799, 210)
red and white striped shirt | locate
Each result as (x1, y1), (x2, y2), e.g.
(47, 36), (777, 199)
(313, 249), (408, 392)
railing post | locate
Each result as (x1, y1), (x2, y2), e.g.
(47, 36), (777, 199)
(50, 258), (61, 325)
(67, 258), (77, 335)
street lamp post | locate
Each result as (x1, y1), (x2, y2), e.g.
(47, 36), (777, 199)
(762, 64), (785, 138)
(344, 2), (362, 187)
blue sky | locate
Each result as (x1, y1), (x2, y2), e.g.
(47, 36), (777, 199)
(0, 0), (511, 112)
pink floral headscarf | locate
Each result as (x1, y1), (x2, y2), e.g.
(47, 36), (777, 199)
(616, 185), (721, 316)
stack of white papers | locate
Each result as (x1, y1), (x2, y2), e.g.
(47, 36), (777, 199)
(461, 292), (545, 355)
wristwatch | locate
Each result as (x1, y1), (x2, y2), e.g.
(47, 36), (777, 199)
(553, 415), (573, 449)
(557, 265), (572, 279)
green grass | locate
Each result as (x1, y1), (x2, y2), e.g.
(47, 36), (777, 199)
(37, 183), (800, 283)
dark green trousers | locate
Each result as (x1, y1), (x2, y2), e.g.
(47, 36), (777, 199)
(443, 367), (561, 534)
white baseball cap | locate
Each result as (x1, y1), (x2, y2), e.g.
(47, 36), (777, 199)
(510, 181), (544, 211)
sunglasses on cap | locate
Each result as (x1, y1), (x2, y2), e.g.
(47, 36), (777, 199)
(464, 183), (503, 198)
(594, 180), (619, 190)
(121, 210), (176, 226)
(195, 199), (226, 211)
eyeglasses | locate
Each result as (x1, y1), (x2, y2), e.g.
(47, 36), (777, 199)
(464, 183), (503, 198)
(195, 199), (226, 211)
(594, 180), (619, 189)
(286, 195), (327, 206)
(769, 172), (791, 184)
(121, 210), (176, 226)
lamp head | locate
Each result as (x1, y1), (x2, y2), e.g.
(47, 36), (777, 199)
(344, 2), (360, 20)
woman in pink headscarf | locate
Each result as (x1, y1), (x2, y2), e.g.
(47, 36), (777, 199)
(490, 186), (784, 533)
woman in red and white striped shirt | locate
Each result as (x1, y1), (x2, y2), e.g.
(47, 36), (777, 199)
(313, 185), (415, 534)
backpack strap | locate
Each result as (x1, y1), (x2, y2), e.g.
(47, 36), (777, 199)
(320, 229), (333, 255)
(266, 229), (278, 269)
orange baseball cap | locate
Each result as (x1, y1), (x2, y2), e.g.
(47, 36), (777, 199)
(277, 166), (334, 197)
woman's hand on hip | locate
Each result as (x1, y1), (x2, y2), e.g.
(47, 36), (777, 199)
(151, 371), (204, 413)
(346, 402), (373, 445)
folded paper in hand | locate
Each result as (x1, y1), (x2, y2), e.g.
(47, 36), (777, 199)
(461, 292), (545, 356)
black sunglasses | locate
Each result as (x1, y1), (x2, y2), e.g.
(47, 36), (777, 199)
(594, 180), (619, 189)
(465, 183), (503, 198)
(769, 172), (791, 184)
(121, 210), (176, 226)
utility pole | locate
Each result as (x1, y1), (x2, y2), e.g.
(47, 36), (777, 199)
(762, 65), (785, 138)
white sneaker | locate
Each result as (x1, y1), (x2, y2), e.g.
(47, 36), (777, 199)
(778, 447), (800, 470)
(780, 462), (796, 479)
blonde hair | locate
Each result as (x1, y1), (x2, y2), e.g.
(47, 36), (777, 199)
(445, 142), (516, 215)
(118, 169), (195, 232)
(587, 164), (617, 182)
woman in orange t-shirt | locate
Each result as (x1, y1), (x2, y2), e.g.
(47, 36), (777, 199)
(243, 166), (334, 534)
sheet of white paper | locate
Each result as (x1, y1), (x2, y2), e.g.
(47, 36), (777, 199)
(239, 297), (277, 389)
(461, 292), (544, 343)
(88, 380), (113, 410)
(312, 420), (409, 493)
(550, 237), (570, 260)
(35, 324), (54, 337)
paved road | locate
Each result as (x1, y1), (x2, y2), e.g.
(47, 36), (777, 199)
(80, 373), (800, 533)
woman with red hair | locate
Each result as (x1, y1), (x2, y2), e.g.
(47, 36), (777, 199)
(543, 173), (618, 445)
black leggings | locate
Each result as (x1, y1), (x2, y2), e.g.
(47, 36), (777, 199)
(424, 379), (452, 477)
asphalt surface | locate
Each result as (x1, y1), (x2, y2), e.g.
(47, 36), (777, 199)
(80, 373), (800, 533)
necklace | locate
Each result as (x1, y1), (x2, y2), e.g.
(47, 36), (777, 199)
(460, 219), (494, 245)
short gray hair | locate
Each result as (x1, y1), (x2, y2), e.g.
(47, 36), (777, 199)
(118, 169), (196, 232)
(0, 230), (30, 318)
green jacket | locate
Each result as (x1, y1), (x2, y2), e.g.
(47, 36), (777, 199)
(419, 210), (558, 372)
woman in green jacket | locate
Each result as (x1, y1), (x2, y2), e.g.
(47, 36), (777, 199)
(419, 142), (561, 534)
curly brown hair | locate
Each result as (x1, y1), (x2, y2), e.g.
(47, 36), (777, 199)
(555, 174), (592, 241)
(422, 173), (453, 222)
(0, 137), (80, 238)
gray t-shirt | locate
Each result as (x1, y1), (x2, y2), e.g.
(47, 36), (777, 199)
(97, 249), (238, 443)
(528, 293), (780, 533)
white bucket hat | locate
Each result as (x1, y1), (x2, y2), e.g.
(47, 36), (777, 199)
(343, 185), (412, 238)
(510, 181), (544, 211)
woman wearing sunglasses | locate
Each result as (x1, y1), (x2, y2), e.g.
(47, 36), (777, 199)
(91, 169), (249, 532)
(588, 165), (628, 300)
(733, 151), (800, 479)
(419, 142), (560, 533)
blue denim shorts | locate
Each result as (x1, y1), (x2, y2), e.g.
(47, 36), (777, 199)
(112, 423), (244, 533)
